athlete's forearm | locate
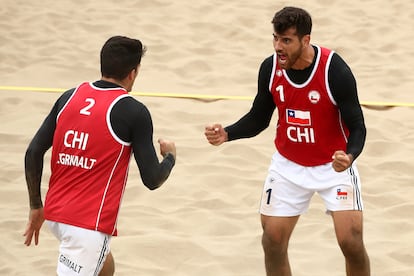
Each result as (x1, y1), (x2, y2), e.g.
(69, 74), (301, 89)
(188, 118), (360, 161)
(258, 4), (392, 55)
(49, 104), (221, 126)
(345, 119), (366, 160)
(143, 153), (175, 190)
(24, 103), (58, 209)
(136, 150), (175, 190)
(25, 144), (45, 209)
(336, 93), (366, 160)
(225, 111), (270, 141)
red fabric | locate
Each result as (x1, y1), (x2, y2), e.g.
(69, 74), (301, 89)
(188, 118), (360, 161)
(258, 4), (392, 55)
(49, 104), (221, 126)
(45, 82), (132, 236)
(270, 46), (349, 166)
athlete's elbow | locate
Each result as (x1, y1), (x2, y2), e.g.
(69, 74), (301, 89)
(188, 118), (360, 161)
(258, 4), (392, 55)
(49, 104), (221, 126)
(142, 177), (164, 190)
(141, 169), (172, 190)
(25, 145), (43, 165)
(145, 183), (161, 190)
(252, 124), (268, 137)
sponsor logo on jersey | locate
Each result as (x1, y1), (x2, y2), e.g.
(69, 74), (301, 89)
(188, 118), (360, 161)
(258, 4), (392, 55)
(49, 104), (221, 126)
(276, 70), (283, 77)
(308, 90), (320, 104)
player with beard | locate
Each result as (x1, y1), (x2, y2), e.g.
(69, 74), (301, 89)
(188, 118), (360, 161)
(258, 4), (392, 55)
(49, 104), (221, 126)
(205, 6), (370, 276)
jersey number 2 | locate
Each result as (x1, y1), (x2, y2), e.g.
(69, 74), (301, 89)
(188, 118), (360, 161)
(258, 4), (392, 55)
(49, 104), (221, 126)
(80, 98), (95, 115)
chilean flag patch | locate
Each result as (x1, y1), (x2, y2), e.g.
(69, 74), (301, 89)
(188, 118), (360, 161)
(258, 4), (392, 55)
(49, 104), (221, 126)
(286, 109), (311, 126)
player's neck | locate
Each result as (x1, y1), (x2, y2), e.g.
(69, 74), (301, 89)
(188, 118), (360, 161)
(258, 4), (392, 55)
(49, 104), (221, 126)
(101, 77), (129, 91)
(292, 45), (315, 70)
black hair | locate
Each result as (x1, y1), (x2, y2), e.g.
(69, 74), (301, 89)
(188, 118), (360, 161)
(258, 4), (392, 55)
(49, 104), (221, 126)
(100, 36), (147, 80)
(272, 7), (312, 38)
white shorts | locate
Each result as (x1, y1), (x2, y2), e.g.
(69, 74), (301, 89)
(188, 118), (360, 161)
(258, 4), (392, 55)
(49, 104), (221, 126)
(259, 151), (363, 216)
(46, 221), (111, 276)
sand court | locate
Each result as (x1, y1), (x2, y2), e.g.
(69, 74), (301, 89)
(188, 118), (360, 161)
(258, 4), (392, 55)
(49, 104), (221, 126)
(1, 1), (413, 275)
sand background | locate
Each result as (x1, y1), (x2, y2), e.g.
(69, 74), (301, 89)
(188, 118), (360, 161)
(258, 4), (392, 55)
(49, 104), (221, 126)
(1, 0), (413, 275)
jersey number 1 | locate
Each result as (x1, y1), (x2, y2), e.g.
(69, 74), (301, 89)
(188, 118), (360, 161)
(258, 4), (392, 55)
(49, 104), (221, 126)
(276, 85), (284, 102)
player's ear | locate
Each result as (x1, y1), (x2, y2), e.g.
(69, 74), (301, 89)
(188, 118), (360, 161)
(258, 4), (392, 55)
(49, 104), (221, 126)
(302, 34), (311, 47)
(129, 65), (140, 81)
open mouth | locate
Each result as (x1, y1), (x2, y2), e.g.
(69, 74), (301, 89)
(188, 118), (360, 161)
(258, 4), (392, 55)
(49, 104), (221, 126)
(278, 54), (287, 65)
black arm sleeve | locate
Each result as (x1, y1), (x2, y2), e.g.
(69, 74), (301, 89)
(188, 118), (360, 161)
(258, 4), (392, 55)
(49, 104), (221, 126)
(224, 56), (276, 140)
(329, 53), (366, 160)
(111, 97), (175, 190)
(24, 89), (74, 209)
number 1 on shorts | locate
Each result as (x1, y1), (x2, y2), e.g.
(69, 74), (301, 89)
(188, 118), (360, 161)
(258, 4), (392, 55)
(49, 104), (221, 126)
(265, 188), (272, 205)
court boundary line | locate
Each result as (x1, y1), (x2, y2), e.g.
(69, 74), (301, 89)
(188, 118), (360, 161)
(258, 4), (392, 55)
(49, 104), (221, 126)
(1, 86), (413, 107)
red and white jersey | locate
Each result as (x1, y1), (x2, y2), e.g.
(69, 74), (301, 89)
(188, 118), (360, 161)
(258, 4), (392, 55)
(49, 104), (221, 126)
(269, 46), (349, 166)
(45, 82), (132, 236)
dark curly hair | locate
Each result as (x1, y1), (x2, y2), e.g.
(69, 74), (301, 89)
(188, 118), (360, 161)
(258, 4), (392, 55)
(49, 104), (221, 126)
(272, 7), (312, 39)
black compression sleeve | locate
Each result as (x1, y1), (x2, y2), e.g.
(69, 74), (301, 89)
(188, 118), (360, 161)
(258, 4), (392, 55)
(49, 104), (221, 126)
(111, 97), (175, 190)
(225, 56), (275, 140)
(329, 53), (366, 160)
(24, 89), (74, 209)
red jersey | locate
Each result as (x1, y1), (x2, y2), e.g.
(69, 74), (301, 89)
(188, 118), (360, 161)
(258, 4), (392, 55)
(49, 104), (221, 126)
(45, 82), (132, 236)
(269, 46), (349, 166)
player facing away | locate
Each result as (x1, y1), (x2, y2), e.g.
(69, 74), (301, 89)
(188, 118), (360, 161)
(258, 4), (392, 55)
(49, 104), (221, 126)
(204, 7), (370, 276)
(24, 36), (176, 275)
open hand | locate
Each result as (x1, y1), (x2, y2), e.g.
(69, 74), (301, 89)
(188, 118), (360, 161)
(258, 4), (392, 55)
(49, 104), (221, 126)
(23, 208), (45, 246)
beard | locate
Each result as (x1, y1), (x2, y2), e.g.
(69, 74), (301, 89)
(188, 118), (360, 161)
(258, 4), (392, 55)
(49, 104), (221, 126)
(277, 43), (303, 70)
